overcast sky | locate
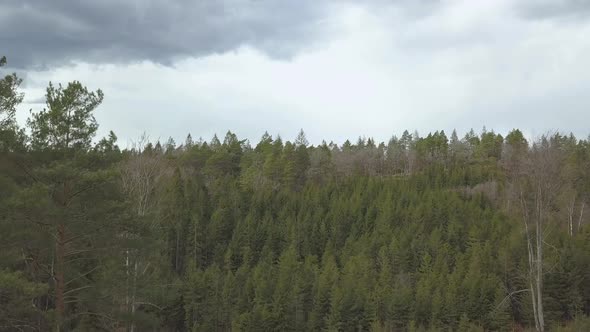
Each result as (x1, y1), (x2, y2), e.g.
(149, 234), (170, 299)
(2, 0), (590, 146)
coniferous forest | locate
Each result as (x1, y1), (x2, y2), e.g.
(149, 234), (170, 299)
(1, 57), (590, 332)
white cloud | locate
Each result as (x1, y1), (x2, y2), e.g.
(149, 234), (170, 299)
(16, 1), (590, 146)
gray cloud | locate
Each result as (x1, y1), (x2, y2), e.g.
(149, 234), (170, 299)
(0, 0), (332, 69)
(10, 0), (590, 144)
(516, 0), (590, 20)
(4, 0), (586, 71)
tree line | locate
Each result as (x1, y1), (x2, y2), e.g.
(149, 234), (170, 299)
(1, 56), (589, 331)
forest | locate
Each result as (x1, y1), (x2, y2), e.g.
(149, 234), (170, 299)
(1, 56), (589, 332)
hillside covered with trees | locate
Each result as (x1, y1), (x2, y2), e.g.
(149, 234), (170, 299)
(1, 57), (590, 331)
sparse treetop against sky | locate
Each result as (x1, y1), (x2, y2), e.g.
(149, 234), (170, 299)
(2, 0), (590, 145)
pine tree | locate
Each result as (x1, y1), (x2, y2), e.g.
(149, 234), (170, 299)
(12, 80), (126, 330)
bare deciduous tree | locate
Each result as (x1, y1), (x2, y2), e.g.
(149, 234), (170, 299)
(119, 133), (166, 332)
(507, 135), (565, 332)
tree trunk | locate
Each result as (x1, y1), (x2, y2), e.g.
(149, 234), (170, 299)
(536, 220), (544, 332)
(578, 202), (585, 232)
(56, 223), (66, 332)
(535, 185), (544, 332)
(130, 261), (137, 332)
(176, 228), (180, 273)
(568, 196), (575, 237)
(194, 221), (197, 267)
(125, 249), (130, 331)
(521, 187), (545, 332)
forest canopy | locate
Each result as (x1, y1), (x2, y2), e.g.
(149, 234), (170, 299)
(1, 56), (589, 332)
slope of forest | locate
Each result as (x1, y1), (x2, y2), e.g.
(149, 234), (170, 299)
(1, 58), (590, 331)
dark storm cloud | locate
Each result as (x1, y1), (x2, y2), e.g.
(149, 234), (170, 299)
(0, 0), (331, 69)
(516, 0), (590, 20)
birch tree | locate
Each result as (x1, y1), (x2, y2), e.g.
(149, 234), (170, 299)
(120, 134), (166, 331)
(508, 134), (565, 332)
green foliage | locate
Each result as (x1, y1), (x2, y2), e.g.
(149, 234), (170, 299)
(0, 56), (23, 129)
(0, 270), (48, 330)
(28, 81), (103, 151)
